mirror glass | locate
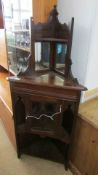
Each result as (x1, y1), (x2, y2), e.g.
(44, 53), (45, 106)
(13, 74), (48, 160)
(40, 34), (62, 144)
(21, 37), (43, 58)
(35, 42), (50, 70)
(55, 43), (67, 73)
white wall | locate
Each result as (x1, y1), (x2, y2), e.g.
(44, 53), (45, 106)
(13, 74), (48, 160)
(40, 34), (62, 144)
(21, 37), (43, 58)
(57, 0), (97, 87)
(85, 0), (98, 89)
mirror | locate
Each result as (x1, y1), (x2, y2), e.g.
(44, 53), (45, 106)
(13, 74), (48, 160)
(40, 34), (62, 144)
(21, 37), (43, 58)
(55, 43), (67, 73)
(35, 42), (50, 70)
(35, 42), (67, 73)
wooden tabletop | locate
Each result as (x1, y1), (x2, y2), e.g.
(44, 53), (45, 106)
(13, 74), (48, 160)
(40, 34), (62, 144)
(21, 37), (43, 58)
(9, 71), (86, 91)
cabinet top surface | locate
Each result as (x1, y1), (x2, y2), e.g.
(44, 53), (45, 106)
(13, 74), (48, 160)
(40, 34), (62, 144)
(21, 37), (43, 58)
(9, 72), (86, 91)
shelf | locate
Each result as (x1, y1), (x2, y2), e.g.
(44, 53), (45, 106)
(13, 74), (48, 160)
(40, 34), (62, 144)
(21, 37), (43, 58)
(17, 123), (70, 144)
(8, 44), (30, 52)
(35, 38), (68, 43)
(22, 137), (65, 164)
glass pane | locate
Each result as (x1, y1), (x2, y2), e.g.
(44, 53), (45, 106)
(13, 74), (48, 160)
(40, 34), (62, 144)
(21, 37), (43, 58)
(55, 43), (67, 73)
(13, 11), (20, 24)
(20, 0), (32, 11)
(11, 0), (19, 10)
(35, 42), (50, 71)
(3, 0), (31, 74)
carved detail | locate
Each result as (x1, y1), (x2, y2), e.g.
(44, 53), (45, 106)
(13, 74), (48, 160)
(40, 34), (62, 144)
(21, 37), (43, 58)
(26, 105), (62, 121)
(31, 5), (70, 40)
(25, 102), (62, 131)
(18, 5), (75, 81)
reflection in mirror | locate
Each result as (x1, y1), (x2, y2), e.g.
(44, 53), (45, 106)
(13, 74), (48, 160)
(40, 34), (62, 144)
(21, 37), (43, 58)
(55, 43), (67, 73)
(35, 42), (50, 70)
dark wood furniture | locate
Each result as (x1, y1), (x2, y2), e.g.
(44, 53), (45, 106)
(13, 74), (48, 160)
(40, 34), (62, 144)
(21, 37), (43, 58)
(9, 6), (86, 170)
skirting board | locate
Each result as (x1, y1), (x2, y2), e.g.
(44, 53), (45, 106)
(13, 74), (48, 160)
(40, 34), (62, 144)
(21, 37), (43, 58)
(69, 161), (82, 175)
(84, 87), (98, 102)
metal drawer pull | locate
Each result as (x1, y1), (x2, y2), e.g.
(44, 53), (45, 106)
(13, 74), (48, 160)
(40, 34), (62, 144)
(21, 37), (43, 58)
(26, 105), (62, 121)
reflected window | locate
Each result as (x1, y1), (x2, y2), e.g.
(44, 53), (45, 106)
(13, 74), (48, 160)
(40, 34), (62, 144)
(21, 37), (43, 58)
(35, 42), (50, 70)
(55, 43), (67, 70)
(55, 43), (67, 68)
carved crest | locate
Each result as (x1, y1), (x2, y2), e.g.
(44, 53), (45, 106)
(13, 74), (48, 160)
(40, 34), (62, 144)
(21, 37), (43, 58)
(31, 5), (70, 40)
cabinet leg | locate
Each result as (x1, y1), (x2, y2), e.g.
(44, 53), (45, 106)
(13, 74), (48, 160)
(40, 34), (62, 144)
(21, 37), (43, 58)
(17, 151), (21, 159)
(64, 144), (69, 170)
(16, 134), (21, 159)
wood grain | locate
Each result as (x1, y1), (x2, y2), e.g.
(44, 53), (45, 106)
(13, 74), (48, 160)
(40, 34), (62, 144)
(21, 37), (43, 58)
(0, 69), (16, 148)
(70, 98), (98, 175)
(70, 115), (98, 175)
(0, 29), (8, 70)
(0, 99), (16, 148)
(79, 97), (98, 129)
(0, 68), (12, 112)
(33, 0), (57, 23)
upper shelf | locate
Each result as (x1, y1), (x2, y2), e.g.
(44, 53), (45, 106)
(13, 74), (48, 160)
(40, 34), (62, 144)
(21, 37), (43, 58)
(35, 38), (69, 43)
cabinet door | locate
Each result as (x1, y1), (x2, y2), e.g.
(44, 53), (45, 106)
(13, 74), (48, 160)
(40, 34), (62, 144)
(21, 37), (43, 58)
(13, 92), (76, 145)
(26, 95), (62, 131)
(14, 93), (63, 132)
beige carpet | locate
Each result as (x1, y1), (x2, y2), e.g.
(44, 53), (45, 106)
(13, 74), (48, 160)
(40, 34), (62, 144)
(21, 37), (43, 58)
(0, 121), (72, 175)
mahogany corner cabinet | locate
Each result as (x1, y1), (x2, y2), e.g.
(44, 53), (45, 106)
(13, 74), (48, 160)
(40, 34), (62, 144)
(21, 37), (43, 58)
(9, 6), (86, 170)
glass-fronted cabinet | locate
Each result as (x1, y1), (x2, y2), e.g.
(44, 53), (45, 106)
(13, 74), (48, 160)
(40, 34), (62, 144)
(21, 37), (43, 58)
(3, 0), (32, 74)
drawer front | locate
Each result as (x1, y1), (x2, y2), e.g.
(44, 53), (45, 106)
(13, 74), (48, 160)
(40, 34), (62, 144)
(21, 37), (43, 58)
(11, 83), (81, 102)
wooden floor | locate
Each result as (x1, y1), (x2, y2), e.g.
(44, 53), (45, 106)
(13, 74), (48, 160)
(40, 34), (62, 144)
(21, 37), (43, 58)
(0, 68), (12, 113)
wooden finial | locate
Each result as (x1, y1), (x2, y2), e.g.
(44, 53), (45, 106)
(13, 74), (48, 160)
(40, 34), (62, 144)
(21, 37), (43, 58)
(49, 5), (58, 19)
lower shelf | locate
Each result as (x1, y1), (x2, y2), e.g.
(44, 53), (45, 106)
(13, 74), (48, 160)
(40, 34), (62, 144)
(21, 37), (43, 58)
(21, 136), (65, 164)
(17, 123), (70, 144)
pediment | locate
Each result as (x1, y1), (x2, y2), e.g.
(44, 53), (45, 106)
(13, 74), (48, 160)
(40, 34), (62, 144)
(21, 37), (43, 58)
(31, 5), (70, 40)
